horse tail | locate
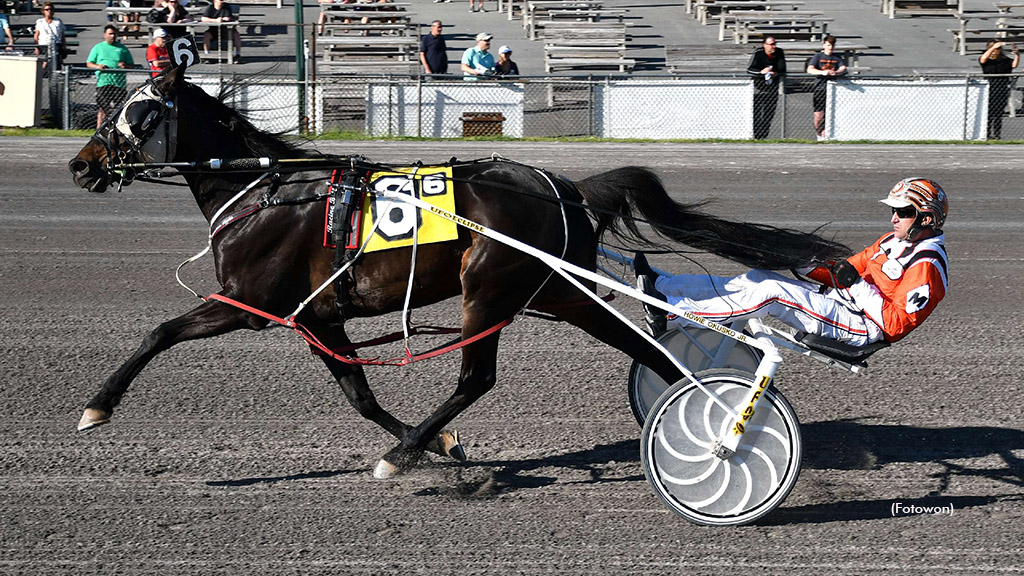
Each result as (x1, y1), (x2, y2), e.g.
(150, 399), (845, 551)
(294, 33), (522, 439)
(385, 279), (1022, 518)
(576, 166), (851, 269)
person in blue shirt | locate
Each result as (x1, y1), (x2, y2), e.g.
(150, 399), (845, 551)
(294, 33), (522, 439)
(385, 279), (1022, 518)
(461, 32), (495, 80)
(419, 20), (447, 75)
(496, 45), (519, 77)
(1, 13), (15, 48)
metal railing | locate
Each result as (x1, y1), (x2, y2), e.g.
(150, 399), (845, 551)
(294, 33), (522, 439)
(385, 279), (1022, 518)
(51, 67), (1024, 141)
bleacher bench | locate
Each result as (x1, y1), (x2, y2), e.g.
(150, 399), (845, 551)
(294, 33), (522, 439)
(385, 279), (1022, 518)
(319, 36), (417, 61)
(315, 60), (418, 75)
(664, 44), (751, 73)
(230, 0), (284, 6)
(883, 0), (958, 19)
(9, 25), (79, 55)
(528, 7), (627, 40)
(320, 23), (419, 37)
(949, 26), (1024, 55)
(543, 23), (634, 72)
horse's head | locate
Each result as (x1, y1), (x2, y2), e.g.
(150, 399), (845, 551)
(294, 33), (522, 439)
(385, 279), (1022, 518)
(69, 65), (187, 193)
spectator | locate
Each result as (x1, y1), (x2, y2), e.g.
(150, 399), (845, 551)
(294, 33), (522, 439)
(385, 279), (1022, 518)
(117, 0), (146, 34)
(362, 0), (397, 25)
(316, 0), (356, 36)
(747, 36), (785, 140)
(164, 0), (192, 23)
(468, 0), (484, 12)
(86, 24), (138, 129)
(806, 35), (846, 141)
(160, 0), (193, 37)
(201, 0), (242, 63)
(1, 12), (16, 48)
(461, 32), (495, 80)
(33, 2), (67, 69)
(496, 45), (519, 76)
(419, 20), (447, 76)
(979, 40), (1019, 140)
(147, 28), (171, 77)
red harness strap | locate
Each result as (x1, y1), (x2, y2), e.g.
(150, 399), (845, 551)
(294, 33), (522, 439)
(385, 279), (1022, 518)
(204, 293), (513, 366)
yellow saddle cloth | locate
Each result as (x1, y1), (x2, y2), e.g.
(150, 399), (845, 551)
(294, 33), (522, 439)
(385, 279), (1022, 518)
(359, 166), (458, 253)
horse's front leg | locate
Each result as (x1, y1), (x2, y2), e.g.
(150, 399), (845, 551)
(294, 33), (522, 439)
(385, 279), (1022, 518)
(78, 295), (264, 431)
(318, 348), (465, 462)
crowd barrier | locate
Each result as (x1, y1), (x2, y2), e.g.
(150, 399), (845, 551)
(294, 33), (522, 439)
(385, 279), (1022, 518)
(43, 67), (1024, 141)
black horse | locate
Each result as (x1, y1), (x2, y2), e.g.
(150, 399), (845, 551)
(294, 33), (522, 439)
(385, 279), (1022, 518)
(69, 65), (849, 477)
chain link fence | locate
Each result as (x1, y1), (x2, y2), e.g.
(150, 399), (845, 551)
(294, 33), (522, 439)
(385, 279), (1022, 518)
(54, 66), (1024, 140)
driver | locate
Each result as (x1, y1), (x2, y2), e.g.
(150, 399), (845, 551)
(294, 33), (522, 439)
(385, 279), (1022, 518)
(636, 178), (949, 347)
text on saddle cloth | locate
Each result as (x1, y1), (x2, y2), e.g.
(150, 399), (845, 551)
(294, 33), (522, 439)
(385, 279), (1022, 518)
(324, 166), (458, 252)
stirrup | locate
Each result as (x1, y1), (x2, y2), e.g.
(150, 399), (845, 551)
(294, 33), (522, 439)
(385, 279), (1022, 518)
(637, 275), (667, 337)
(633, 252), (667, 337)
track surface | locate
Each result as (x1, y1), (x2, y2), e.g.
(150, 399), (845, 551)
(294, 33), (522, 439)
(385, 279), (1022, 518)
(2, 138), (1022, 574)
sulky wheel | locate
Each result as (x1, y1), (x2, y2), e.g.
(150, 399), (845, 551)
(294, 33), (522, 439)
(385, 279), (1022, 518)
(640, 369), (802, 527)
(628, 327), (763, 425)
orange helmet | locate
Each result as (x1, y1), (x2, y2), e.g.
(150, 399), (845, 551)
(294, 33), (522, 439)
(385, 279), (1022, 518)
(880, 177), (948, 230)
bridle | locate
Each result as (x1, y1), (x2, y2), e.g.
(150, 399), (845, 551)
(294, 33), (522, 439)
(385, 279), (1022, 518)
(91, 77), (179, 189)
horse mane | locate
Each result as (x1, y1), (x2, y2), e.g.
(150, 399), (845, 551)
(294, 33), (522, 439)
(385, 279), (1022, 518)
(188, 73), (309, 159)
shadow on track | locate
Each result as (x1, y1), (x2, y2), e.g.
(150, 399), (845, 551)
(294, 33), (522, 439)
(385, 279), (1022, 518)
(765, 419), (1024, 525)
(203, 420), (1023, 506)
(764, 493), (1023, 525)
(415, 440), (644, 499)
(802, 419), (1024, 488)
(206, 468), (367, 487)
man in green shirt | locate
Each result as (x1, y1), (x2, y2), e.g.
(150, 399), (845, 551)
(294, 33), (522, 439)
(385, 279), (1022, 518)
(87, 24), (139, 128)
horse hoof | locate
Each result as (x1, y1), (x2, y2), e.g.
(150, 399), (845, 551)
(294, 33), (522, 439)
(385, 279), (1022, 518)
(439, 429), (467, 462)
(373, 459), (400, 479)
(428, 429), (467, 462)
(77, 408), (111, 431)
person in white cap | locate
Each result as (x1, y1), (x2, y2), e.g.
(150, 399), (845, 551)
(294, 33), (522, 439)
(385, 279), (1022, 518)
(146, 28), (171, 78)
(635, 178), (949, 347)
(496, 44), (519, 76)
(461, 32), (495, 80)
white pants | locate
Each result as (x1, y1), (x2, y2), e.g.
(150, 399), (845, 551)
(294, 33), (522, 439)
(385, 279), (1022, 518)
(654, 270), (883, 347)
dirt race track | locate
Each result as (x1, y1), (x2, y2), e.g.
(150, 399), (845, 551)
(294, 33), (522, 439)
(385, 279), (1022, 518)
(1, 138), (1022, 575)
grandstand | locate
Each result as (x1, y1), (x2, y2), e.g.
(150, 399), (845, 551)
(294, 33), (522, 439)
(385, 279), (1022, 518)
(3, 0), (998, 76)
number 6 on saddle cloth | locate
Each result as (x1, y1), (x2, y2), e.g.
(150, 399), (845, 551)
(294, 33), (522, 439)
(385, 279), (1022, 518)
(325, 166), (458, 253)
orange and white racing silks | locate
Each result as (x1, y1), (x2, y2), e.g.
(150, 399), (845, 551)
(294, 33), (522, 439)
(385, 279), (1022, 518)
(813, 232), (948, 343)
(654, 232), (947, 347)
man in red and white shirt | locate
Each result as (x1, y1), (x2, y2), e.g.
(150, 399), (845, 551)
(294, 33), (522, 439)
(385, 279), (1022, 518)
(146, 28), (171, 78)
(637, 178), (949, 347)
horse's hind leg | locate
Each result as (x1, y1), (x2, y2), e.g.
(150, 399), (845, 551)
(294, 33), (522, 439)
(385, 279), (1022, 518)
(319, 353), (465, 461)
(372, 300), (506, 479)
(554, 302), (684, 389)
(78, 296), (263, 431)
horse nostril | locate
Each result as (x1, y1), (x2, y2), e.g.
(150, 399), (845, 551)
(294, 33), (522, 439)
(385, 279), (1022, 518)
(69, 158), (90, 176)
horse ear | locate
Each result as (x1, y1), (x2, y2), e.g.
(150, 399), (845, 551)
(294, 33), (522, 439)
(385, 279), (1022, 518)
(156, 63), (187, 95)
